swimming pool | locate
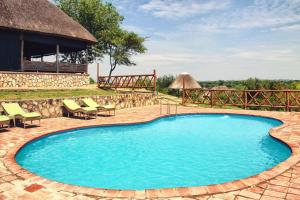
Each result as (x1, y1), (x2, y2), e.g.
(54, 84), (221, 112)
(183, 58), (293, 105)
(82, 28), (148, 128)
(16, 114), (291, 190)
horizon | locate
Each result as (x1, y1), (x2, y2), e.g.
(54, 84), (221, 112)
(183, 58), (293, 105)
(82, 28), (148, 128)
(87, 0), (300, 81)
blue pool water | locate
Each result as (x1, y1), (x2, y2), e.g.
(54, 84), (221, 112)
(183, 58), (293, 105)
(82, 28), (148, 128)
(16, 114), (291, 190)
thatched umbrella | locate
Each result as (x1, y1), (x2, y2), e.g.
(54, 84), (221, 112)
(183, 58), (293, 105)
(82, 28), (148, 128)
(169, 72), (201, 104)
(211, 85), (231, 90)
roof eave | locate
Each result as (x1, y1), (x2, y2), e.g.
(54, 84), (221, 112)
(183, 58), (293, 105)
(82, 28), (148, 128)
(0, 26), (97, 44)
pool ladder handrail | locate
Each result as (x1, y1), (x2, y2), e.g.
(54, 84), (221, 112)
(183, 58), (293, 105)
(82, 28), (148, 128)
(157, 97), (179, 115)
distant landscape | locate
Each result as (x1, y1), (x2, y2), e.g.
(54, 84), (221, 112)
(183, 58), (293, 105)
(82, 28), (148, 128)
(157, 75), (300, 96)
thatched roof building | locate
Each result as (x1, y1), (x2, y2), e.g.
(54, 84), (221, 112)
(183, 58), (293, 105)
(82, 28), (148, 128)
(169, 72), (201, 89)
(0, 0), (97, 73)
(211, 85), (231, 90)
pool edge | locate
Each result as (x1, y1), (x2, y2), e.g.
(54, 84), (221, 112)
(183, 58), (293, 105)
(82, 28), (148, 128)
(4, 109), (300, 198)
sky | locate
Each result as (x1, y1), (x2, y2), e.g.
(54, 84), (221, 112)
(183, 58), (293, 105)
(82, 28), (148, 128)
(88, 0), (300, 81)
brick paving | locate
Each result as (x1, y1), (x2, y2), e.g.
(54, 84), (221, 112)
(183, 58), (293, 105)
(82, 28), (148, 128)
(0, 105), (300, 199)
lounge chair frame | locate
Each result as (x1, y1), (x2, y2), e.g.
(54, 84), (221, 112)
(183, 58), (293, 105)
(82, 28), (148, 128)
(82, 98), (116, 116)
(13, 116), (41, 128)
(0, 116), (10, 129)
(1, 103), (41, 128)
(63, 100), (97, 120)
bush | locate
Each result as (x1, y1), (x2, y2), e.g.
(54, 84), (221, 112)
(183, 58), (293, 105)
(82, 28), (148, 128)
(89, 77), (96, 84)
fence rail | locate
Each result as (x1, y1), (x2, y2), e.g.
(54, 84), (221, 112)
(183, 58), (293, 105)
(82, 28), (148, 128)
(183, 89), (300, 111)
(98, 70), (156, 91)
(24, 60), (87, 73)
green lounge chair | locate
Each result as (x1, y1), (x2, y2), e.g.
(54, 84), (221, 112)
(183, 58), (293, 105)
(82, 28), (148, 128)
(82, 98), (116, 116)
(1, 103), (41, 128)
(62, 100), (97, 120)
(0, 115), (10, 129)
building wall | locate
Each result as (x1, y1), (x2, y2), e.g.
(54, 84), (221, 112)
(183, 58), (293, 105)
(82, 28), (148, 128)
(0, 72), (89, 88)
(0, 93), (158, 119)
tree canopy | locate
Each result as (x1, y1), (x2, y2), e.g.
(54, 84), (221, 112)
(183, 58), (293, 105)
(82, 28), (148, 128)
(55, 0), (146, 77)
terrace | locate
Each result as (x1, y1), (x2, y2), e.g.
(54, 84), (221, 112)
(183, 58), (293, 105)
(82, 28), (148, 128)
(1, 106), (300, 199)
(0, 0), (300, 199)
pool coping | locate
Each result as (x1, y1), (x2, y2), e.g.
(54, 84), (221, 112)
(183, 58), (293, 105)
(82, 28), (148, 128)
(3, 109), (300, 199)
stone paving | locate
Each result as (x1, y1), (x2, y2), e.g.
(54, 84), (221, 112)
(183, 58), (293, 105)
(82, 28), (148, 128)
(0, 105), (300, 199)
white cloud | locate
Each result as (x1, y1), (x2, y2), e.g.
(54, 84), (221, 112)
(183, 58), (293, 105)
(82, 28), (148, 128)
(90, 44), (300, 80)
(95, 0), (300, 80)
(140, 0), (232, 19)
(135, 47), (298, 68)
(181, 0), (300, 32)
(226, 45), (298, 61)
(231, 48), (298, 62)
(121, 25), (146, 34)
(134, 52), (224, 66)
(271, 24), (300, 31)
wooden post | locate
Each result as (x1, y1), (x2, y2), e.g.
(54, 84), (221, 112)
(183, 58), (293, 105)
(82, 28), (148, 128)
(20, 33), (24, 71)
(97, 63), (100, 84)
(153, 69), (157, 95)
(182, 77), (185, 105)
(244, 90), (248, 109)
(285, 91), (289, 112)
(56, 44), (60, 73)
(210, 90), (213, 107)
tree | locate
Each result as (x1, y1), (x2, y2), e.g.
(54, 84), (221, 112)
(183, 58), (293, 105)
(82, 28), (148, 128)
(105, 29), (147, 79)
(55, 0), (146, 78)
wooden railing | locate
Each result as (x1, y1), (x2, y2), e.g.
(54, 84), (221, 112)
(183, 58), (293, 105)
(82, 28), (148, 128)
(98, 70), (157, 91)
(23, 60), (88, 73)
(183, 89), (300, 111)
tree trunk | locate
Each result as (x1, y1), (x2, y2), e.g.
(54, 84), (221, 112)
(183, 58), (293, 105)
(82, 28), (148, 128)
(107, 50), (116, 83)
(108, 68), (114, 83)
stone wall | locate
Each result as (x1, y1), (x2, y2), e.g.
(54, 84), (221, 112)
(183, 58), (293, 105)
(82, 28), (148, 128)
(0, 72), (89, 89)
(0, 93), (158, 118)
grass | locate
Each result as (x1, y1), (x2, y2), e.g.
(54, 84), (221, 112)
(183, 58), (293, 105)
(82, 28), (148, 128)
(157, 93), (243, 110)
(0, 89), (116, 100)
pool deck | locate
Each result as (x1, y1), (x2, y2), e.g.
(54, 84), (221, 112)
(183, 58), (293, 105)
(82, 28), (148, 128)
(1, 105), (300, 200)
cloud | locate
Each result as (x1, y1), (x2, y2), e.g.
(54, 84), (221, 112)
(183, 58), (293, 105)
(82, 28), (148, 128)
(181, 0), (300, 32)
(97, 0), (300, 80)
(134, 52), (224, 66)
(231, 48), (298, 62)
(271, 24), (300, 31)
(121, 25), (146, 34)
(139, 0), (232, 19)
(135, 48), (298, 68)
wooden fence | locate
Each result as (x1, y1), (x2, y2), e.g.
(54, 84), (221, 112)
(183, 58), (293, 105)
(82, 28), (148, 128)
(183, 89), (300, 111)
(24, 60), (87, 74)
(98, 70), (156, 91)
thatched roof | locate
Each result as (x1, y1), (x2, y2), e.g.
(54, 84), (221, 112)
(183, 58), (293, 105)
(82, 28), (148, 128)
(0, 0), (97, 43)
(211, 85), (232, 90)
(169, 72), (201, 89)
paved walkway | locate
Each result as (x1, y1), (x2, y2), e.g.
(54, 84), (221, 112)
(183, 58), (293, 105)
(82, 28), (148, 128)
(0, 105), (300, 200)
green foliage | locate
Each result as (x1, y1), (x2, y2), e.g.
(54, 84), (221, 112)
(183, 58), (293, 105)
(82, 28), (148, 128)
(156, 75), (299, 96)
(89, 77), (95, 84)
(200, 78), (299, 90)
(106, 29), (147, 78)
(55, 0), (146, 74)
(291, 81), (300, 89)
(55, 0), (114, 63)
(156, 75), (300, 111)
(156, 75), (179, 96)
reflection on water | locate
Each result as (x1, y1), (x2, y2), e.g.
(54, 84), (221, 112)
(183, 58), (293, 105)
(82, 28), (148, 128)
(259, 135), (291, 165)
